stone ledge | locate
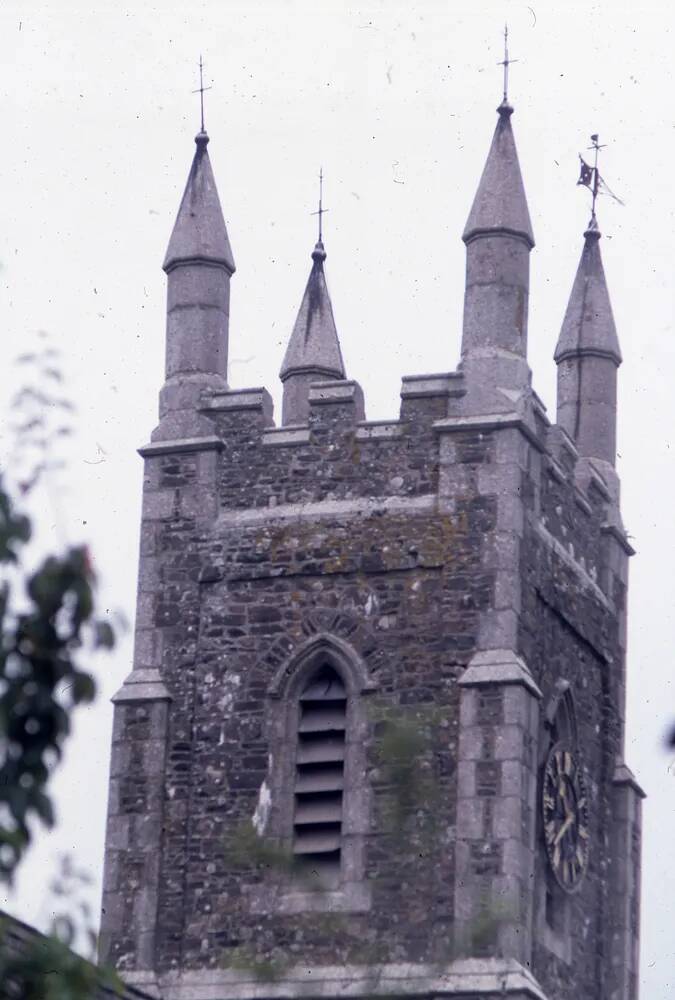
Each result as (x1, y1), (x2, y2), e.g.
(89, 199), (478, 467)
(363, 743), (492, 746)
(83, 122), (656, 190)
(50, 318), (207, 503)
(262, 425), (311, 446)
(155, 958), (547, 1000)
(602, 522), (636, 556)
(215, 493), (436, 529)
(433, 413), (545, 452)
(202, 387), (273, 413)
(138, 436), (223, 458)
(459, 649), (542, 699)
(532, 389), (549, 423)
(545, 455), (567, 484)
(112, 669), (172, 704)
(251, 880), (371, 915)
(400, 371), (465, 399)
(308, 380), (363, 405)
(587, 465), (612, 502)
(613, 761), (646, 798)
(355, 420), (404, 441)
(573, 488), (593, 516)
(116, 971), (161, 999)
(535, 520), (611, 609)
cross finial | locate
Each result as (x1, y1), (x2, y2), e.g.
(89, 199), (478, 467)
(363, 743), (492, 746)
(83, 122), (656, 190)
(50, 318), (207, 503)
(192, 55), (212, 134)
(310, 168), (329, 244)
(498, 24), (518, 104)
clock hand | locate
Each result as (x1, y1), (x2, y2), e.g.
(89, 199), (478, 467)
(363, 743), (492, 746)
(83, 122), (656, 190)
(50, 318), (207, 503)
(554, 813), (574, 845)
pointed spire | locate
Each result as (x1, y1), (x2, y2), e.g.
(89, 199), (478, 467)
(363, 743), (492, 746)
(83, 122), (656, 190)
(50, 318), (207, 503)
(459, 100), (535, 412)
(554, 216), (621, 365)
(555, 216), (622, 466)
(163, 131), (235, 274)
(280, 240), (345, 382)
(463, 104), (534, 248)
(280, 239), (346, 424)
(154, 131), (235, 441)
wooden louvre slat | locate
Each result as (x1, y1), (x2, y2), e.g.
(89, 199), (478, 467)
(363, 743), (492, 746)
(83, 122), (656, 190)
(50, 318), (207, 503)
(296, 735), (345, 764)
(293, 825), (342, 854)
(300, 678), (347, 702)
(294, 794), (343, 825)
(299, 706), (347, 733)
(293, 665), (347, 875)
(295, 765), (344, 793)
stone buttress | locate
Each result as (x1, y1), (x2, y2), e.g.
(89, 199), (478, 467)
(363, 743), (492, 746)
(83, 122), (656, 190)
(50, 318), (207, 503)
(99, 99), (642, 1000)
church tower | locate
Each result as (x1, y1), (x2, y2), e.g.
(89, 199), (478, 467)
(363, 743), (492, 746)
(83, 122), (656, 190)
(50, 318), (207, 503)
(100, 87), (643, 1000)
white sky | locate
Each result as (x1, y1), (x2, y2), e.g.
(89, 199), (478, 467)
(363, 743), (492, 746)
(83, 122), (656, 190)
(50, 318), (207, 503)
(0, 1), (673, 995)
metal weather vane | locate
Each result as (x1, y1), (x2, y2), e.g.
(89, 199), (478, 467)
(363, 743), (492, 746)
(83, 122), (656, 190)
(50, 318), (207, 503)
(193, 55), (212, 133)
(310, 168), (329, 243)
(577, 134), (625, 218)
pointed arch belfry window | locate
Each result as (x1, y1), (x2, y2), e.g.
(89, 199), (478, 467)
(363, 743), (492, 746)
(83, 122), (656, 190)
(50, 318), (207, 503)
(260, 633), (374, 913)
(293, 665), (347, 887)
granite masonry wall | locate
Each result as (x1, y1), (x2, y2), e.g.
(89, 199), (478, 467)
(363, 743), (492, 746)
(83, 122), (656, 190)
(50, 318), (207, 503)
(100, 374), (641, 1000)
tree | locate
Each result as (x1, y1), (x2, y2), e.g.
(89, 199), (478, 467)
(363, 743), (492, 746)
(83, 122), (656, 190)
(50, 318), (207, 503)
(0, 342), (120, 997)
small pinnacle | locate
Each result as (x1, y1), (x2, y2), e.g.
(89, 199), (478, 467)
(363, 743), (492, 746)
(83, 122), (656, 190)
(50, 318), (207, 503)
(312, 240), (327, 263)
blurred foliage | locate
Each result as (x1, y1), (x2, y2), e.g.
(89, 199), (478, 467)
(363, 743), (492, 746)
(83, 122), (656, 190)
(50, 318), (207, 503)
(373, 706), (442, 845)
(225, 819), (296, 876)
(0, 341), (119, 997)
(0, 505), (115, 880)
(0, 856), (122, 999)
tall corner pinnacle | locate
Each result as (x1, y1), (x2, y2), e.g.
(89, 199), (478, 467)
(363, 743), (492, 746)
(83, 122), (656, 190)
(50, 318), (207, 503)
(554, 219), (621, 366)
(163, 131), (235, 275)
(462, 101), (534, 248)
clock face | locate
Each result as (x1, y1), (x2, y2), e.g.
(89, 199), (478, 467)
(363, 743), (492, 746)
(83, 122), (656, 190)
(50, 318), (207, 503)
(542, 743), (590, 892)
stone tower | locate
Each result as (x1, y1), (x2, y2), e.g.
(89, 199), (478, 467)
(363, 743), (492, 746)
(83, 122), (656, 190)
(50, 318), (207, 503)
(100, 94), (643, 1000)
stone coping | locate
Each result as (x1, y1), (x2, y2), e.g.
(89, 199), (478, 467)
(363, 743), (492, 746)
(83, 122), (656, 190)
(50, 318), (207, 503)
(203, 388), (272, 412)
(126, 957), (546, 1000)
(545, 455), (567, 484)
(112, 669), (172, 704)
(139, 436), (223, 458)
(601, 522), (636, 556)
(355, 420), (404, 440)
(613, 762), (646, 798)
(400, 371), (465, 399)
(262, 426), (311, 446)
(433, 413), (545, 452)
(308, 380), (362, 404)
(573, 489), (593, 516)
(535, 521), (611, 610)
(459, 649), (542, 699)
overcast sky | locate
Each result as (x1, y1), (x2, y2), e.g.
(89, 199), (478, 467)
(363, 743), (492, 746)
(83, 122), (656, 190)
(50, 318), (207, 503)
(0, 1), (673, 995)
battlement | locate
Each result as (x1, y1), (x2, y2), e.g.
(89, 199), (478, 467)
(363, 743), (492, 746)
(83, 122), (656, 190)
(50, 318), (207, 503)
(139, 366), (631, 607)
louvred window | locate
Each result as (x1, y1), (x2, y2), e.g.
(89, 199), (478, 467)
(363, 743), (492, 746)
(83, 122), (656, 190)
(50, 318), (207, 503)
(293, 665), (346, 888)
